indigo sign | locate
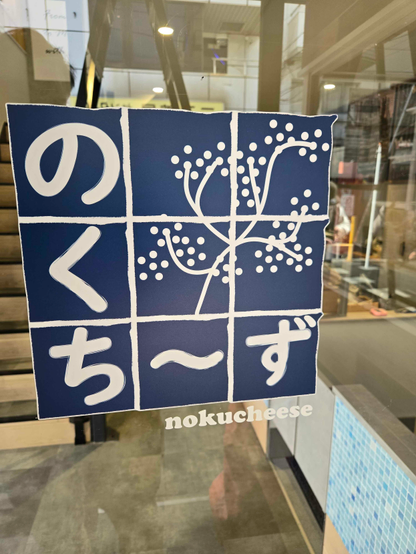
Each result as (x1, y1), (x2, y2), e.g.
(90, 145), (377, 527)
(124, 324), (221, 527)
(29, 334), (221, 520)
(7, 105), (335, 418)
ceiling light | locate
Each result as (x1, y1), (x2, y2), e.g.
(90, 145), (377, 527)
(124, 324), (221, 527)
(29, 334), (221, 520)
(158, 26), (173, 36)
(153, 87), (164, 94)
(324, 83), (336, 90)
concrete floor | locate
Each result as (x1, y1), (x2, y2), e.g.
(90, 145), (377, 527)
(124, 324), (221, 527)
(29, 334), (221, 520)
(0, 403), (310, 554)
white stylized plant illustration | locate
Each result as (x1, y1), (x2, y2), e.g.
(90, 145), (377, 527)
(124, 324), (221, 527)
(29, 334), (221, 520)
(137, 117), (330, 314)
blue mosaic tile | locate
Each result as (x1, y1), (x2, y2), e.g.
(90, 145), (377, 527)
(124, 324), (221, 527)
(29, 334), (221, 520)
(327, 397), (416, 554)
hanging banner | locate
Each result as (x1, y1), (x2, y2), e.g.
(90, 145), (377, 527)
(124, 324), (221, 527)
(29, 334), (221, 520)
(7, 105), (336, 419)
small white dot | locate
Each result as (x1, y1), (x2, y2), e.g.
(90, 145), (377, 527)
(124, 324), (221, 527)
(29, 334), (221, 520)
(228, 157), (232, 164)
(172, 235), (180, 244)
(237, 165), (245, 174)
(291, 197), (298, 205)
(288, 223), (295, 231)
(314, 129), (322, 138)
(285, 123), (293, 132)
(216, 157), (223, 165)
(149, 262), (157, 270)
(223, 263), (229, 272)
(221, 168), (229, 177)
(276, 133), (284, 141)
(222, 276), (229, 284)
(253, 169), (259, 177)
(306, 259), (313, 266)
(287, 258), (294, 266)
(217, 142), (225, 151)
(242, 189), (250, 197)
(139, 272), (148, 280)
(295, 265), (303, 272)
(265, 256), (273, 263)
(213, 269), (220, 277)
(184, 145), (192, 154)
(161, 260), (169, 268)
(175, 170), (183, 179)
(150, 226), (158, 235)
(305, 247), (312, 254)
(276, 253), (283, 261)
(256, 265), (264, 273)
(301, 132), (309, 140)
(269, 119), (277, 128)
(176, 249), (184, 257)
(322, 143), (330, 152)
(265, 136), (273, 145)
(184, 161), (192, 170)
(237, 150), (244, 159)
(242, 176), (250, 184)
(297, 254), (303, 261)
(259, 157), (266, 165)
(312, 202), (319, 210)
(266, 245), (273, 252)
(270, 265), (277, 273)
(155, 272), (163, 280)
(273, 220), (280, 229)
(204, 151), (212, 160)
(196, 158), (204, 167)
(291, 210), (298, 217)
(249, 142), (257, 151)
(157, 239), (165, 247)
(191, 171), (199, 180)
(187, 247), (195, 255)
(149, 250), (157, 259)
(256, 186), (261, 194)
(310, 154), (317, 163)
(247, 156), (254, 164)
(304, 189), (311, 198)
(197, 237), (205, 245)
(299, 148), (306, 156)
(138, 256), (146, 264)
(310, 142), (317, 151)
(174, 223), (182, 231)
(198, 252), (206, 261)
(236, 267), (243, 275)
(288, 137), (295, 144)
(255, 250), (262, 258)
(182, 236), (190, 245)
(171, 155), (179, 164)
(187, 259), (195, 267)
(268, 235), (275, 243)
(247, 199), (255, 208)
(294, 244), (302, 251)
(279, 232), (287, 240)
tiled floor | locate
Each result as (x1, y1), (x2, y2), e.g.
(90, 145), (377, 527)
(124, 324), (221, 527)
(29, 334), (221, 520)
(0, 403), (310, 554)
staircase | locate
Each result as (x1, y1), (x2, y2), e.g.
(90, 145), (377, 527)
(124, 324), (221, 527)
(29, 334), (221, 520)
(0, 122), (77, 449)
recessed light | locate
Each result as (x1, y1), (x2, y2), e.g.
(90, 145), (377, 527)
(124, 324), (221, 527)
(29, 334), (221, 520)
(153, 87), (164, 94)
(158, 26), (173, 36)
(324, 83), (336, 90)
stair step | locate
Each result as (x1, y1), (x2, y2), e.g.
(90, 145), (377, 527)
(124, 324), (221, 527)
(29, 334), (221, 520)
(0, 163), (13, 184)
(0, 144), (10, 162)
(0, 297), (28, 331)
(0, 333), (32, 372)
(0, 400), (37, 422)
(0, 185), (16, 208)
(0, 417), (75, 450)
(0, 235), (21, 262)
(0, 374), (36, 402)
(0, 209), (18, 234)
(0, 264), (25, 295)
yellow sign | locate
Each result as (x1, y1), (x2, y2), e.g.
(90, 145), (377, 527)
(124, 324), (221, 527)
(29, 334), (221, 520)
(69, 97), (224, 112)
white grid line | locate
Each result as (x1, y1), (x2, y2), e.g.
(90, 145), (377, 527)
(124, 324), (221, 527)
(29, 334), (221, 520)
(227, 112), (238, 402)
(121, 108), (141, 411)
(18, 214), (328, 224)
(28, 308), (322, 328)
